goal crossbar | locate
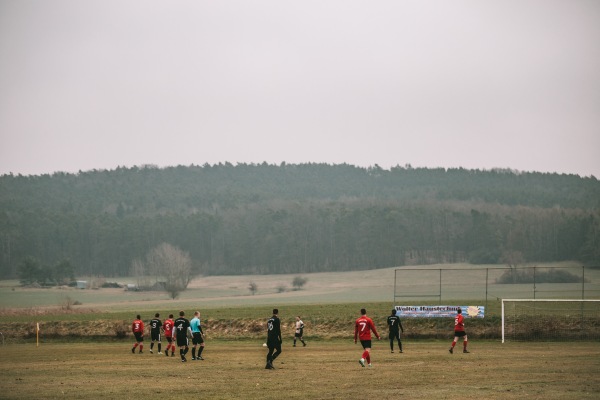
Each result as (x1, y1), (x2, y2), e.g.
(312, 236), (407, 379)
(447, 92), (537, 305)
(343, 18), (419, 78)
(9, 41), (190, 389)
(502, 299), (600, 343)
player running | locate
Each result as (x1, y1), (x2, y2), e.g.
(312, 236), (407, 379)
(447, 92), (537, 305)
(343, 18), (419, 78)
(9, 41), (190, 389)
(149, 313), (162, 354)
(449, 307), (469, 354)
(293, 316), (306, 347)
(131, 314), (144, 354)
(354, 308), (380, 367)
(163, 314), (175, 357)
(265, 308), (282, 369)
(173, 311), (192, 362)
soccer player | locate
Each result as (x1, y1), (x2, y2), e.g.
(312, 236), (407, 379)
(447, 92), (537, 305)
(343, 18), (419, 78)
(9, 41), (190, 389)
(149, 313), (162, 354)
(265, 308), (282, 369)
(293, 316), (306, 347)
(354, 308), (380, 367)
(131, 314), (144, 354)
(163, 314), (175, 357)
(190, 311), (205, 360)
(387, 309), (404, 353)
(173, 310), (192, 362)
(449, 307), (469, 354)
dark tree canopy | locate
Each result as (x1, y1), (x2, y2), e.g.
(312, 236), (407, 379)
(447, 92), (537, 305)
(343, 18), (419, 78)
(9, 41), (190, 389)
(0, 163), (598, 278)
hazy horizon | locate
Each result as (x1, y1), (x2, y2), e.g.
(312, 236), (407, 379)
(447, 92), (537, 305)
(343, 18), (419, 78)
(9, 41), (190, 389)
(1, 1), (599, 178)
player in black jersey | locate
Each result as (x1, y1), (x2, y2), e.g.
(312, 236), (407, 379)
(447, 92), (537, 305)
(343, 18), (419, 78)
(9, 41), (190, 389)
(265, 308), (282, 369)
(387, 309), (404, 353)
(173, 310), (191, 362)
(149, 313), (163, 354)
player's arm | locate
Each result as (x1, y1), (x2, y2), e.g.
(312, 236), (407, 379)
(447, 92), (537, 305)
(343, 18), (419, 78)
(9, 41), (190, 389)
(371, 321), (380, 340)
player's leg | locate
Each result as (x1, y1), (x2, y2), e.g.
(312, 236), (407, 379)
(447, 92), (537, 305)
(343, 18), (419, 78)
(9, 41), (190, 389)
(271, 343), (282, 362)
(389, 332), (394, 352)
(449, 336), (458, 353)
(157, 335), (162, 354)
(463, 334), (469, 353)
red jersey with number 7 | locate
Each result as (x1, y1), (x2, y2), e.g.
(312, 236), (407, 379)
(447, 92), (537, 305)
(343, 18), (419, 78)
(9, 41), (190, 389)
(354, 315), (380, 341)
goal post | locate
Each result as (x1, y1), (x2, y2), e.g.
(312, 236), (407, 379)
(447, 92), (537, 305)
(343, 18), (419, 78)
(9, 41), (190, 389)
(501, 299), (600, 343)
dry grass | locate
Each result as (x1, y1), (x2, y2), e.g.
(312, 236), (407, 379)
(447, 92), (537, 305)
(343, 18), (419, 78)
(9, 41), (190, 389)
(1, 340), (599, 399)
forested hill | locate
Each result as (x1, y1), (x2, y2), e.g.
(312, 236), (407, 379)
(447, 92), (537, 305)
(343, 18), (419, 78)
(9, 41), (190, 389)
(1, 163), (599, 279)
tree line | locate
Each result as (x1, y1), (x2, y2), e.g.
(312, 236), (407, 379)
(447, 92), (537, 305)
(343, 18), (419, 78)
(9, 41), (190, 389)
(0, 163), (598, 279)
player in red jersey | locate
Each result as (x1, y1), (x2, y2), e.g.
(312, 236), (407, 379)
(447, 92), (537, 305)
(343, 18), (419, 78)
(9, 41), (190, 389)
(131, 314), (144, 354)
(354, 308), (380, 367)
(449, 308), (469, 354)
(163, 314), (175, 357)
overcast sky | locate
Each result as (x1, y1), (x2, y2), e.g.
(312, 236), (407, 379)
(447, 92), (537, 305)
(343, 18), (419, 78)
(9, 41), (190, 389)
(1, 0), (599, 177)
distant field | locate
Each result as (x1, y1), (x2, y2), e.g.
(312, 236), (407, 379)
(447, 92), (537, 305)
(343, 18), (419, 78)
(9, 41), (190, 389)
(1, 262), (597, 313)
(1, 340), (599, 399)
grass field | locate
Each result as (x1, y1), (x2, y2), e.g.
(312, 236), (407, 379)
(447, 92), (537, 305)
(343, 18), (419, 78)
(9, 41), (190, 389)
(1, 340), (599, 399)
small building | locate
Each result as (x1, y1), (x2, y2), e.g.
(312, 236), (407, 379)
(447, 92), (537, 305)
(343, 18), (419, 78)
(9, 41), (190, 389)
(76, 281), (87, 289)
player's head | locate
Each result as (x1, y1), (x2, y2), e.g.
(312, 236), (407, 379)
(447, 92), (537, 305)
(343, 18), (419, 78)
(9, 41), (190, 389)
(155, 313), (159, 317)
(194, 311), (200, 316)
(296, 316), (300, 320)
(169, 314), (173, 318)
(272, 308), (278, 315)
(179, 310), (185, 316)
(136, 314), (141, 319)
(457, 308), (462, 314)
(391, 309), (397, 316)
(361, 308), (366, 315)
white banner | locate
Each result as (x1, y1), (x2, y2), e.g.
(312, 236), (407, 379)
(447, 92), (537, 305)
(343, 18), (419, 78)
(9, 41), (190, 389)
(395, 305), (485, 318)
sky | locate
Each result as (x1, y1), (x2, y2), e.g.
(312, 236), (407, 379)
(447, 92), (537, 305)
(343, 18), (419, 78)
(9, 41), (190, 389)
(1, 0), (599, 177)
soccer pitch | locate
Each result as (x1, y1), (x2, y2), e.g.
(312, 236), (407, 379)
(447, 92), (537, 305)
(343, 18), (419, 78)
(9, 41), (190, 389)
(1, 340), (599, 399)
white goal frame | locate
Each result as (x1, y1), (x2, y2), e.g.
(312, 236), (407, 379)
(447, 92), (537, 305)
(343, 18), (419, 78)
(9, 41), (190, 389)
(501, 299), (600, 343)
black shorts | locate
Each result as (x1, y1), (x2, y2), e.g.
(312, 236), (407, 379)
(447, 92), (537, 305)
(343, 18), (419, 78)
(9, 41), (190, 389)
(360, 340), (372, 349)
(192, 332), (204, 345)
(389, 330), (400, 340)
(166, 336), (173, 344)
(176, 335), (189, 347)
(295, 330), (303, 338)
(454, 331), (467, 337)
(134, 332), (143, 342)
(151, 331), (161, 342)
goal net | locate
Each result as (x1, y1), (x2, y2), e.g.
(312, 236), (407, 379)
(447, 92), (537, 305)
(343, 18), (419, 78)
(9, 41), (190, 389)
(501, 299), (600, 343)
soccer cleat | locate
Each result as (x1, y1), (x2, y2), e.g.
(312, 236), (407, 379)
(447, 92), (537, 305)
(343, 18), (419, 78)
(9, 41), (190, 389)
(359, 358), (365, 367)
(391, 350), (394, 353)
(165, 351), (169, 356)
(449, 348), (453, 354)
(192, 357), (197, 360)
(171, 353), (175, 357)
(149, 349), (153, 354)
(139, 350), (143, 354)
(131, 348), (135, 354)
(197, 356), (204, 360)
(265, 362), (273, 369)
(368, 364), (372, 368)
(157, 352), (163, 355)
(400, 350), (404, 353)
(303, 343), (306, 347)
(182, 356), (187, 362)
(463, 349), (469, 353)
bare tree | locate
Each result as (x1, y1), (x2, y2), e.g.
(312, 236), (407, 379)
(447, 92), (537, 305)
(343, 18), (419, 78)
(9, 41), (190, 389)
(145, 243), (194, 299)
(292, 276), (308, 290)
(248, 281), (257, 295)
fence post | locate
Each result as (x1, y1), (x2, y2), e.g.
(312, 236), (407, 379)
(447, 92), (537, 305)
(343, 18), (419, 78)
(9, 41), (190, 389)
(533, 266), (536, 299)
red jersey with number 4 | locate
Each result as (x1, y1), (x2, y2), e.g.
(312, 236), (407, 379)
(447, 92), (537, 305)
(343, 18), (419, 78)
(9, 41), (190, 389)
(454, 313), (465, 332)
(164, 318), (174, 337)
(354, 315), (380, 341)
(132, 319), (144, 333)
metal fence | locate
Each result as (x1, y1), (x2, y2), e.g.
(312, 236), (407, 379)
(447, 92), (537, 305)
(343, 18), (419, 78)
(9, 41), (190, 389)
(393, 265), (600, 310)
